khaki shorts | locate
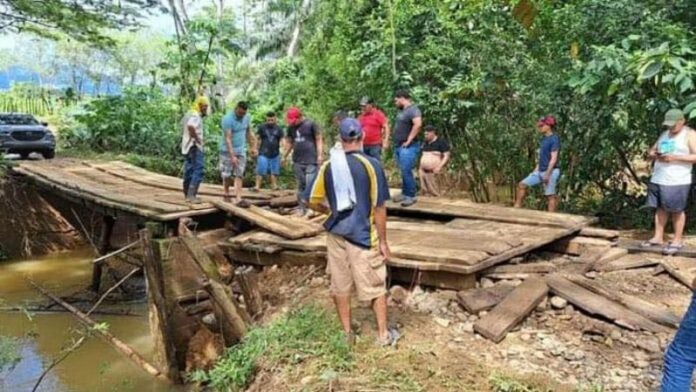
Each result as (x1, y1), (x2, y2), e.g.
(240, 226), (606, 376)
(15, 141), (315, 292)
(326, 233), (387, 301)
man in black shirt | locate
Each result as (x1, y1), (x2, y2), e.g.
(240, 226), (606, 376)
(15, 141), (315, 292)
(419, 125), (451, 197)
(393, 89), (423, 206)
(283, 107), (324, 215)
(254, 111), (284, 191)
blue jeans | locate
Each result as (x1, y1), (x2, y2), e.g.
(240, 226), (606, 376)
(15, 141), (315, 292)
(662, 291), (696, 391)
(395, 144), (420, 198)
(183, 146), (204, 198)
(363, 145), (382, 160)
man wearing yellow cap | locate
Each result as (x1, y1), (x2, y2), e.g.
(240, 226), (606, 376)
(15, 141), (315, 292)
(181, 96), (209, 203)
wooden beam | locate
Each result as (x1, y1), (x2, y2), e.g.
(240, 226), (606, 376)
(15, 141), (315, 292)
(549, 236), (614, 256)
(236, 269), (263, 320)
(457, 285), (515, 314)
(474, 277), (548, 343)
(203, 279), (249, 346)
(140, 229), (183, 383)
(597, 254), (659, 272)
(482, 262), (556, 276)
(546, 274), (669, 333)
(389, 267), (476, 291)
(91, 215), (115, 292)
(579, 227), (620, 240)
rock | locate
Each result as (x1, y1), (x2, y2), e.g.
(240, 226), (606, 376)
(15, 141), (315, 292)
(434, 316), (450, 328)
(520, 333), (532, 342)
(536, 297), (548, 312)
(563, 305), (575, 315)
(202, 313), (217, 326)
(309, 277), (324, 288)
(301, 375), (314, 385)
(435, 289), (459, 302)
(508, 279), (523, 286)
(480, 278), (495, 288)
(389, 285), (408, 303)
(550, 296), (568, 309)
(634, 360), (650, 369)
(637, 337), (661, 353)
(534, 351), (545, 359)
(461, 322), (475, 334)
(456, 311), (469, 321)
(585, 271), (598, 279)
(610, 330), (622, 340)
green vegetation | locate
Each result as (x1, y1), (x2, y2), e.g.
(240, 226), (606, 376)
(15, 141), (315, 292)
(190, 304), (351, 391)
(0, 335), (21, 371)
(489, 372), (604, 392)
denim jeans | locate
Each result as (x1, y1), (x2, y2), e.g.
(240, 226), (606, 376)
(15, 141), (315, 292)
(662, 291), (696, 391)
(183, 146), (204, 198)
(394, 143), (420, 198)
(363, 145), (382, 160)
(293, 163), (317, 212)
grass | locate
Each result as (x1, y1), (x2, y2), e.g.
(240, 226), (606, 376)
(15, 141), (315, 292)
(190, 304), (352, 391)
(0, 335), (21, 371)
(489, 373), (604, 392)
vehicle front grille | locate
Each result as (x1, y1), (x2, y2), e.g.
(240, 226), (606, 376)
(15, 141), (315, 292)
(11, 130), (45, 141)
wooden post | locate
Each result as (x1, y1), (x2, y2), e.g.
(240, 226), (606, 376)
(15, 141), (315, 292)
(203, 279), (249, 346)
(237, 269), (263, 319)
(140, 228), (183, 384)
(91, 215), (115, 292)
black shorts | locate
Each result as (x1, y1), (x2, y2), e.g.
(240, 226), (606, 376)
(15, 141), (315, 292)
(646, 183), (691, 213)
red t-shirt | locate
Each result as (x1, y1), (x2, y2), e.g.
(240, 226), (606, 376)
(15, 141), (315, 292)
(358, 109), (387, 146)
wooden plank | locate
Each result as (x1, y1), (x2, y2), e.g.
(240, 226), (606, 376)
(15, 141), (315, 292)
(386, 221), (523, 248)
(588, 247), (629, 272)
(389, 267), (476, 291)
(212, 200), (323, 239)
(661, 257), (696, 289)
(579, 227), (620, 240)
(550, 236), (614, 256)
(474, 277), (548, 343)
(224, 248), (327, 267)
(180, 235), (222, 281)
(482, 262), (556, 276)
(269, 195), (298, 208)
(546, 274), (669, 333)
(386, 197), (596, 229)
(623, 240), (696, 257)
(565, 275), (680, 328)
(457, 285), (515, 314)
(597, 254), (659, 272)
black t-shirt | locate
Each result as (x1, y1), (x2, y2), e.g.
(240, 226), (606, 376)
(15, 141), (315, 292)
(422, 137), (450, 153)
(257, 123), (284, 158)
(287, 119), (320, 164)
(393, 104), (422, 145)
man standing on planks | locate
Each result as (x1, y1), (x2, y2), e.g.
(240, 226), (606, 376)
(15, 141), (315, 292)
(514, 115), (561, 212)
(181, 95), (209, 204)
(358, 96), (390, 160)
(220, 101), (257, 206)
(419, 125), (451, 197)
(304, 117), (400, 347)
(643, 108), (696, 256)
(392, 89), (423, 207)
(283, 107), (323, 216)
(253, 111), (284, 192)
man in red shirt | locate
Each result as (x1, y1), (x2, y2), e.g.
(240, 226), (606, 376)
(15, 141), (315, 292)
(358, 96), (390, 160)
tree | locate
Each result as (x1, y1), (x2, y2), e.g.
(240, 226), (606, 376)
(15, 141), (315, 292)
(0, 0), (157, 46)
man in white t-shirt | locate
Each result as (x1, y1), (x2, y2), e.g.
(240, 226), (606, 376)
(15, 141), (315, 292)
(642, 109), (696, 256)
(181, 96), (209, 203)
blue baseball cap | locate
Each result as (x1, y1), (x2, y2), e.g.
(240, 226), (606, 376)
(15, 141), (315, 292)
(339, 118), (363, 140)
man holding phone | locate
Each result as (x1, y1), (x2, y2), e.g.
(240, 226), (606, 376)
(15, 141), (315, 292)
(642, 108), (696, 256)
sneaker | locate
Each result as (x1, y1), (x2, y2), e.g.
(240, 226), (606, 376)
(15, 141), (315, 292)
(392, 194), (405, 203)
(377, 327), (401, 347)
(186, 197), (203, 204)
(400, 197), (417, 207)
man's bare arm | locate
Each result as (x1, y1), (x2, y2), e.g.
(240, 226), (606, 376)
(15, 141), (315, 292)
(438, 152), (451, 172)
(188, 124), (201, 144)
(404, 116), (422, 146)
(225, 130), (236, 158)
(382, 120), (391, 147)
(247, 126), (258, 155)
(315, 133), (324, 163)
(545, 151), (559, 177)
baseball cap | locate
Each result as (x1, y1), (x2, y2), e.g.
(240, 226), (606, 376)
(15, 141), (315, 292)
(286, 107), (302, 124)
(663, 109), (685, 127)
(339, 118), (363, 140)
(536, 115), (556, 128)
(359, 96), (374, 106)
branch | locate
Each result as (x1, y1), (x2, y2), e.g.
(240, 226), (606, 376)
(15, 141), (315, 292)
(32, 336), (87, 392)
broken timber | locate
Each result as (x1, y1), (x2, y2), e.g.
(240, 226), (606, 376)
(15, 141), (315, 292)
(546, 275), (670, 333)
(457, 285), (515, 314)
(474, 277), (549, 343)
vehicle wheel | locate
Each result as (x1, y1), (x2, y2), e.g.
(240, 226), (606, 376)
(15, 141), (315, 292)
(19, 152), (30, 160)
(42, 150), (55, 159)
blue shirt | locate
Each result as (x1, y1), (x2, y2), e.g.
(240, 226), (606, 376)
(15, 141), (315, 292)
(220, 112), (250, 155)
(539, 134), (560, 172)
(304, 152), (390, 249)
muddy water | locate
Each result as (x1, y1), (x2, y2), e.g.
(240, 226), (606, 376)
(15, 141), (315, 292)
(0, 249), (185, 392)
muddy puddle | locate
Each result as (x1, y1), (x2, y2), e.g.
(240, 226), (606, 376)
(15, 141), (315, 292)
(0, 249), (186, 392)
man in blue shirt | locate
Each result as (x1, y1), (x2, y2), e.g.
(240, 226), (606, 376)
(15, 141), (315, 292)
(514, 115), (561, 212)
(220, 101), (257, 205)
(304, 117), (400, 347)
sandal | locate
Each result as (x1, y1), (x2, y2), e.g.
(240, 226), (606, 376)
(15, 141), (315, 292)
(663, 243), (684, 256)
(236, 199), (252, 208)
(640, 240), (663, 248)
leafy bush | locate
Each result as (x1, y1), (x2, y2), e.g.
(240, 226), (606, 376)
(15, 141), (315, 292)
(0, 335), (21, 371)
(190, 304), (352, 391)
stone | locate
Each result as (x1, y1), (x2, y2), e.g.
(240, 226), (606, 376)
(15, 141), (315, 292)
(480, 278), (495, 288)
(434, 316), (451, 328)
(461, 322), (475, 334)
(309, 277), (324, 288)
(585, 271), (598, 279)
(435, 289), (459, 302)
(536, 297), (548, 312)
(202, 313), (217, 326)
(635, 360), (650, 369)
(534, 351), (545, 359)
(610, 330), (622, 341)
(301, 376), (314, 385)
(550, 296), (568, 309)
(637, 337), (661, 353)
(456, 311), (469, 322)
(520, 333), (532, 342)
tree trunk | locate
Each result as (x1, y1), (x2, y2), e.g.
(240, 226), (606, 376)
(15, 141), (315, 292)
(286, 0), (311, 58)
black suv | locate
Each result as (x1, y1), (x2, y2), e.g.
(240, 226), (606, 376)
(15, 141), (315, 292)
(0, 113), (56, 159)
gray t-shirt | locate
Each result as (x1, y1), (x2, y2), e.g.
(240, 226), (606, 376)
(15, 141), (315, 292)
(393, 104), (422, 145)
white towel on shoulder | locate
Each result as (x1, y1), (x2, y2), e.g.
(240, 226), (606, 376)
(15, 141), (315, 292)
(329, 142), (356, 212)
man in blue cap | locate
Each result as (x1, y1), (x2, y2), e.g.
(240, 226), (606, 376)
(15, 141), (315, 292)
(304, 117), (400, 347)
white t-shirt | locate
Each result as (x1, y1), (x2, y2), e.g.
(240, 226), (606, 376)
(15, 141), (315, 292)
(651, 127), (694, 186)
(181, 113), (204, 155)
